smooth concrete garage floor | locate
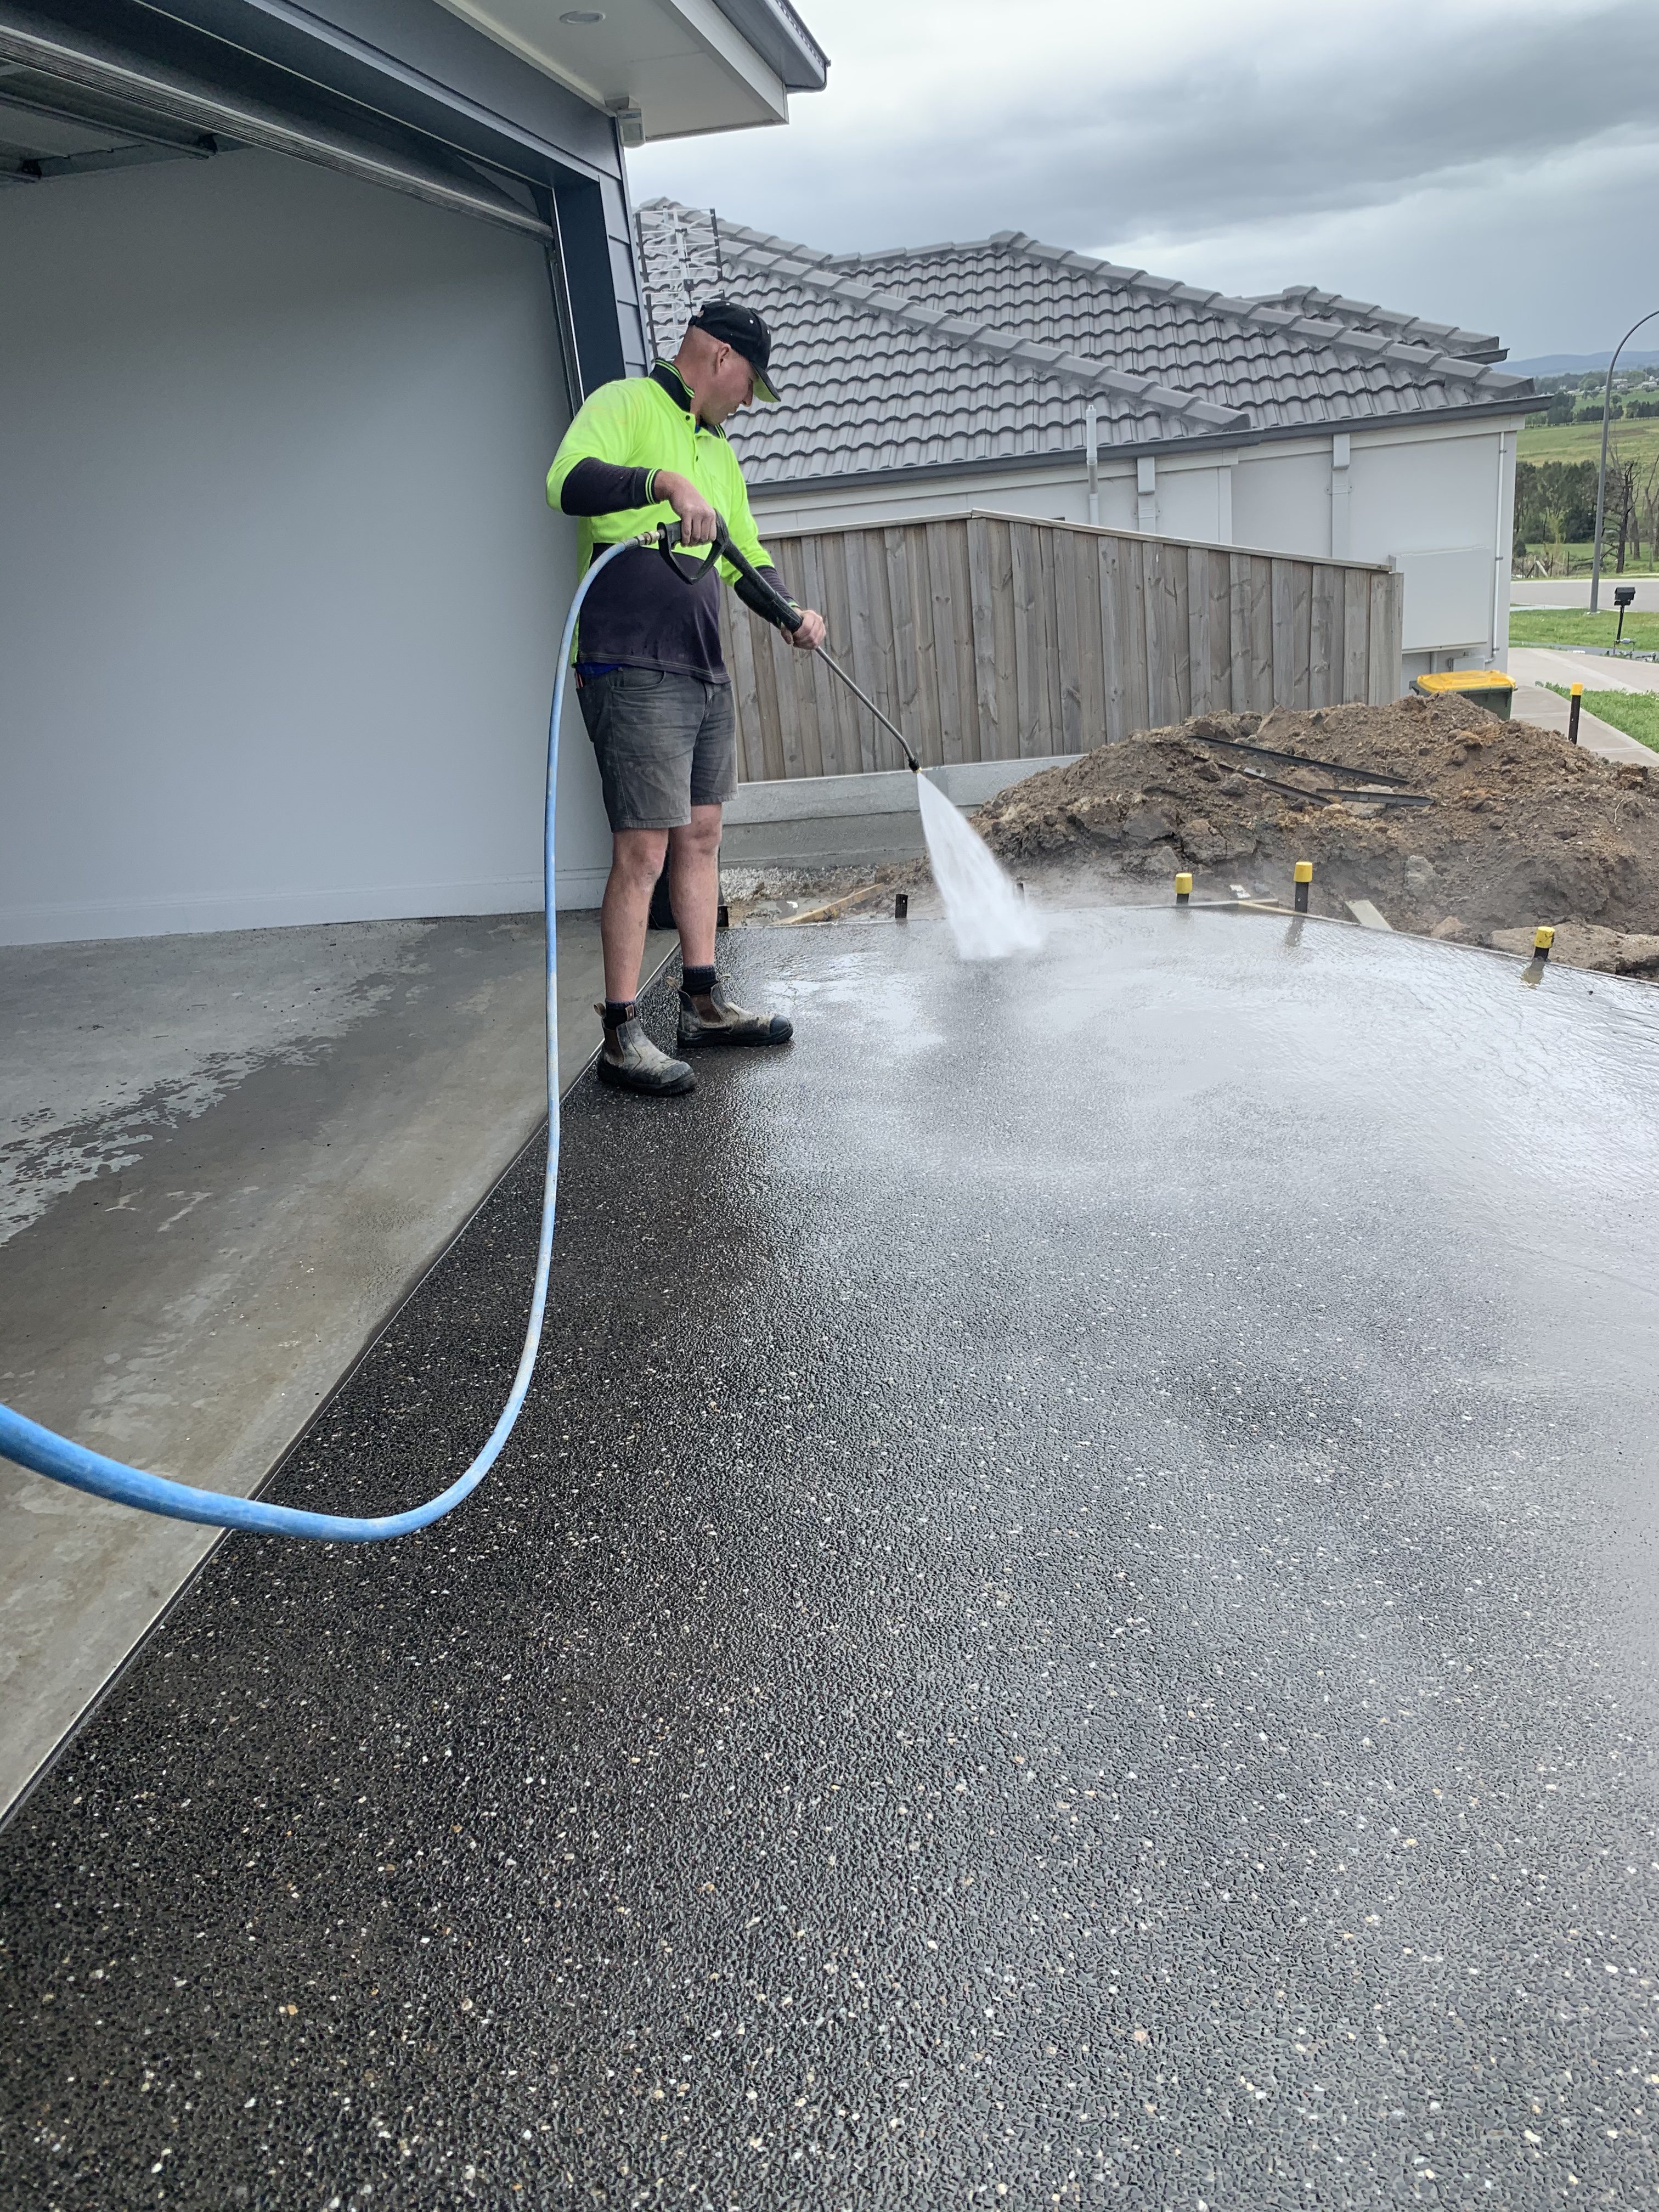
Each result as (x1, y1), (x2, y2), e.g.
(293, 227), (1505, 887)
(0, 913), (672, 1818)
(3, 910), (1659, 2208)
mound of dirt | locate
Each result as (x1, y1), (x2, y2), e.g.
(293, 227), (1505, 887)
(970, 695), (1659, 954)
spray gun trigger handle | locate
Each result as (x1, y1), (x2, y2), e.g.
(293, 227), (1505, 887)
(656, 511), (732, 585)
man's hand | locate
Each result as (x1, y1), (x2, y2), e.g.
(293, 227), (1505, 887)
(654, 470), (719, 546)
(788, 606), (827, 651)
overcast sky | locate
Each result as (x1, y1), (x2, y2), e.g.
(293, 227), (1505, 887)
(628, 0), (1659, 362)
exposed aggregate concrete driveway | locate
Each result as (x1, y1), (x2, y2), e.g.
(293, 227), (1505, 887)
(4, 909), (1658, 2209)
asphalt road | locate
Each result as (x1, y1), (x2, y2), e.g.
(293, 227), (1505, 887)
(4, 909), (1658, 2209)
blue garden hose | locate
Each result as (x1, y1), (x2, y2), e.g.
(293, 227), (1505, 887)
(0, 535), (644, 1542)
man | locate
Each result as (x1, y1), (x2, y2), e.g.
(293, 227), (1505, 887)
(546, 301), (826, 1097)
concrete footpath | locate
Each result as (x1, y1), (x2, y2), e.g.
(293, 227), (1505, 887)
(1509, 646), (1656, 763)
(4, 911), (1658, 2208)
(0, 913), (670, 1820)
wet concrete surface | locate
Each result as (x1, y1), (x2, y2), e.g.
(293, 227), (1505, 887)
(3, 909), (1658, 2208)
(0, 914), (669, 1816)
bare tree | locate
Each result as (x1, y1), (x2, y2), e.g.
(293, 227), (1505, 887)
(1604, 432), (1659, 572)
(1632, 449), (1659, 569)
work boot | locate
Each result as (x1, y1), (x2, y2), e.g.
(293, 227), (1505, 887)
(677, 980), (794, 1048)
(594, 1005), (695, 1096)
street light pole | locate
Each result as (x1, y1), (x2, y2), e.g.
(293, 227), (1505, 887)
(1589, 307), (1659, 613)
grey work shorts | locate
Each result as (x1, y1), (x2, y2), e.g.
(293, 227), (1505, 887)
(577, 667), (737, 833)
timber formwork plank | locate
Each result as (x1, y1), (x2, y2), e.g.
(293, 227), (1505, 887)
(1342, 568), (1370, 704)
(1290, 560), (1313, 713)
(966, 517), (1003, 762)
(1248, 554), (1275, 713)
(1187, 545), (1212, 719)
(1207, 549), (1233, 717)
(927, 521), (968, 768)
(1310, 563), (1336, 710)
(1011, 521), (1042, 759)
(1169, 546), (1193, 724)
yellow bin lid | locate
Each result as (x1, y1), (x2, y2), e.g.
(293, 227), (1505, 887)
(1414, 670), (1515, 694)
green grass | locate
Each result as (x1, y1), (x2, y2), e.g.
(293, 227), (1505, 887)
(1542, 682), (1659, 753)
(1511, 607), (1659, 650)
(1518, 416), (1659, 466)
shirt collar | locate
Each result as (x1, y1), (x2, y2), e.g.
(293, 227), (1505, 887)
(650, 359), (725, 437)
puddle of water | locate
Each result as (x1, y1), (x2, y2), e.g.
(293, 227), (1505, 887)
(915, 773), (1045, 961)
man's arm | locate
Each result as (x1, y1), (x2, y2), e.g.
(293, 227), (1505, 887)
(545, 383), (722, 546)
(557, 457), (657, 515)
(546, 382), (643, 516)
(717, 464), (827, 651)
(560, 459), (720, 552)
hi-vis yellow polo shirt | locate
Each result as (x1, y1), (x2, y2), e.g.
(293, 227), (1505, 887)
(545, 360), (786, 679)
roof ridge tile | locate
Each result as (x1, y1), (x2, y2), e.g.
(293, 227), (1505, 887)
(984, 228), (1521, 387)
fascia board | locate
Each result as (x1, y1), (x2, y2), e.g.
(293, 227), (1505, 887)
(667, 0), (789, 116)
(707, 0), (826, 91)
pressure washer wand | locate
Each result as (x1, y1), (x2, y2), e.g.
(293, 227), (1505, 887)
(655, 517), (922, 775)
(810, 644), (920, 775)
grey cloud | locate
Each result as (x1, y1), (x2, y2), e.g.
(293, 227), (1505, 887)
(635, 4), (1658, 256)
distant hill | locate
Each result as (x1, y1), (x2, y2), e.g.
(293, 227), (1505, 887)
(1509, 350), (1659, 375)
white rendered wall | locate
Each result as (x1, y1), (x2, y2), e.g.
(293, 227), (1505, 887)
(0, 148), (615, 944)
(755, 454), (1302, 554)
(753, 420), (1520, 676)
(1346, 420), (1521, 669)
(751, 466), (1099, 534)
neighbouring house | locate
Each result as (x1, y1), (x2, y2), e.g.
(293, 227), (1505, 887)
(638, 201), (1536, 695)
(0, 1), (826, 945)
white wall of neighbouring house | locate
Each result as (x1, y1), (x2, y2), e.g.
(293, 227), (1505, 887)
(0, 148), (614, 945)
(1235, 419), (1523, 673)
(753, 420), (1522, 684)
(749, 466), (1107, 535)
(1346, 419), (1523, 677)
(1230, 442), (1334, 560)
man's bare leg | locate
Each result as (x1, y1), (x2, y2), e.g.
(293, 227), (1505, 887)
(594, 827), (694, 1094)
(667, 804), (723, 978)
(600, 827), (670, 1006)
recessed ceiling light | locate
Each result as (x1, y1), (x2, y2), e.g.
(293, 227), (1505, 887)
(560, 8), (604, 19)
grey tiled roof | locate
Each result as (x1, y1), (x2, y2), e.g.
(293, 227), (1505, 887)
(636, 202), (1533, 489)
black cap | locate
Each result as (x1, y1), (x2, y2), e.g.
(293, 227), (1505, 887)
(688, 298), (780, 403)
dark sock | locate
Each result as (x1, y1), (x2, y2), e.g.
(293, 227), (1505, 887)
(681, 964), (717, 999)
(602, 1000), (635, 1030)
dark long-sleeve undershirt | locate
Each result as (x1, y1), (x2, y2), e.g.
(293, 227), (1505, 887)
(558, 457), (656, 517)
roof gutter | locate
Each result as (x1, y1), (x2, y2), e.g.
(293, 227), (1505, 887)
(710, 0), (827, 91)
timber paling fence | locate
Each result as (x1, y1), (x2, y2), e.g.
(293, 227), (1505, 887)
(718, 510), (1406, 783)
